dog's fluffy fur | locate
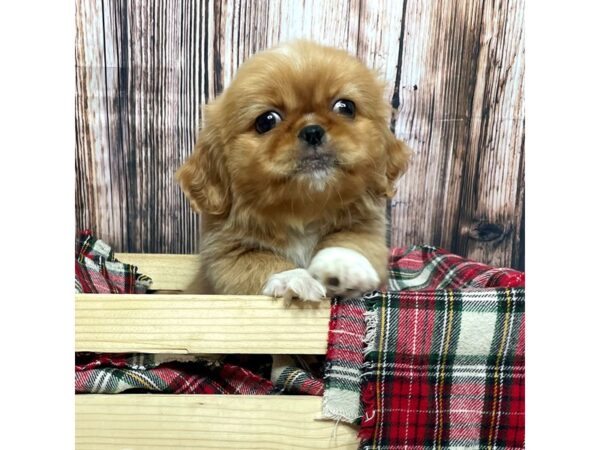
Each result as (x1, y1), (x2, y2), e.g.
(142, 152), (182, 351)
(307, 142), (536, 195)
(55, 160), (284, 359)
(177, 41), (411, 301)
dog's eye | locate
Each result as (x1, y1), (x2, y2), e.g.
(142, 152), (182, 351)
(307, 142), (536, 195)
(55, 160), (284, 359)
(255, 111), (282, 134)
(332, 99), (356, 118)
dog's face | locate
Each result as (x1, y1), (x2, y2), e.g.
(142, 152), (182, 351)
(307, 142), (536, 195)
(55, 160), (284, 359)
(177, 41), (410, 219)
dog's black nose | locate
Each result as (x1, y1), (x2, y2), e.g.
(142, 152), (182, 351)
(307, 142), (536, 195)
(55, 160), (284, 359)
(298, 124), (325, 146)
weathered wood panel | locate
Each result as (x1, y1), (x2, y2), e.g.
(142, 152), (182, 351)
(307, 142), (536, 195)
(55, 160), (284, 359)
(76, 0), (213, 252)
(75, 0), (525, 269)
(389, 0), (525, 269)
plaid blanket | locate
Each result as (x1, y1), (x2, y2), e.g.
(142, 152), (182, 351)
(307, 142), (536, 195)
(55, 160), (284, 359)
(271, 355), (325, 395)
(323, 245), (525, 449)
(75, 231), (323, 396)
(75, 352), (324, 396)
(323, 296), (368, 421)
(360, 288), (524, 450)
(387, 246), (524, 291)
(75, 353), (275, 394)
(75, 230), (152, 293)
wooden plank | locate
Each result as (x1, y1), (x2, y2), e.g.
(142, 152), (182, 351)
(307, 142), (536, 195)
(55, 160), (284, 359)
(455, 0), (525, 269)
(265, 0), (360, 53)
(76, 294), (331, 354)
(389, 0), (525, 269)
(356, 0), (405, 101)
(76, 0), (212, 253)
(76, 0), (116, 246)
(212, 0), (361, 92)
(76, 395), (359, 449)
(114, 252), (200, 291)
(390, 0), (489, 253)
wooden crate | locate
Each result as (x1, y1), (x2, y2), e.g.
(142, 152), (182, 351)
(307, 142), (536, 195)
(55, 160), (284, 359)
(76, 254), (359, 449)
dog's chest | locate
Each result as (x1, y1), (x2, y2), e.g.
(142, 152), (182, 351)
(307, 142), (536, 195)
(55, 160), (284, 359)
(282, 227), (321, 268)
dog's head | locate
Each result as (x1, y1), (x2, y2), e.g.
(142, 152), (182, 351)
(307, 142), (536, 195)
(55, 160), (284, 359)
(177, 41), (411, 218)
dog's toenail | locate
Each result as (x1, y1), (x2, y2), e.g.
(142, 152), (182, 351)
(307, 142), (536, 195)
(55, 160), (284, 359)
(327, 277), (340, 287)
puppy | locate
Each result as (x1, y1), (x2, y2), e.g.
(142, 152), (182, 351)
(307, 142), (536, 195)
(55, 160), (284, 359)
(177, 41), (410, 301)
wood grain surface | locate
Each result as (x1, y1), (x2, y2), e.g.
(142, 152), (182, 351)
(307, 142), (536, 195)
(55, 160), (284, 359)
(76, 0), (525, 269)
(76, 293), (332, 354)
(76, 395), (359, 449)
(114, 252), (201, 291)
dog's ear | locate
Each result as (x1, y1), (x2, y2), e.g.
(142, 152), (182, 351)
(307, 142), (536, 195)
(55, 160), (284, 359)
(383, 128), (412, 198)
(176, 109), (231, 216)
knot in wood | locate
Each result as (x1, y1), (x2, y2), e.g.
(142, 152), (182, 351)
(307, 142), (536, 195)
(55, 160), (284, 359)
(468, 221), (504, 242)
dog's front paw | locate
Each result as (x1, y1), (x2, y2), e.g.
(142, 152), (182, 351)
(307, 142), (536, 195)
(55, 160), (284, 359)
(262, 268), (327, 303)
(308, 247), (380, 297)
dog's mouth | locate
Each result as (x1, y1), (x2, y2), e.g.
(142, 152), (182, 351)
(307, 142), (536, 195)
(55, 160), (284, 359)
(295, 151), (337, 174)
(292, 151), (338, 192)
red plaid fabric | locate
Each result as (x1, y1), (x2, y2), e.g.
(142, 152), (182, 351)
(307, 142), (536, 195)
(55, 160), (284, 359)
(387, 246), (524, 290)
(323, 297), (367, 421)
(75, 230), (152, 293)
(360, 288), (525, 449)
(323, 244), (525, 450)
(75, 353), (275, 394)
(272, 366), (324, 395)
(75, 352), (324, 396)
(271, 354), (325, 396)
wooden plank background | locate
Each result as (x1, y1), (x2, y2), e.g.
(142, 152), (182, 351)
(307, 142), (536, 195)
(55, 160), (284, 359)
(75, 0), (525, 270)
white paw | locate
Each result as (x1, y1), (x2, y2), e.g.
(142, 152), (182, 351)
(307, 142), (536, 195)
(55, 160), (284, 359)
(308, 247), (381, 297)
(262, 268), (327, 303)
